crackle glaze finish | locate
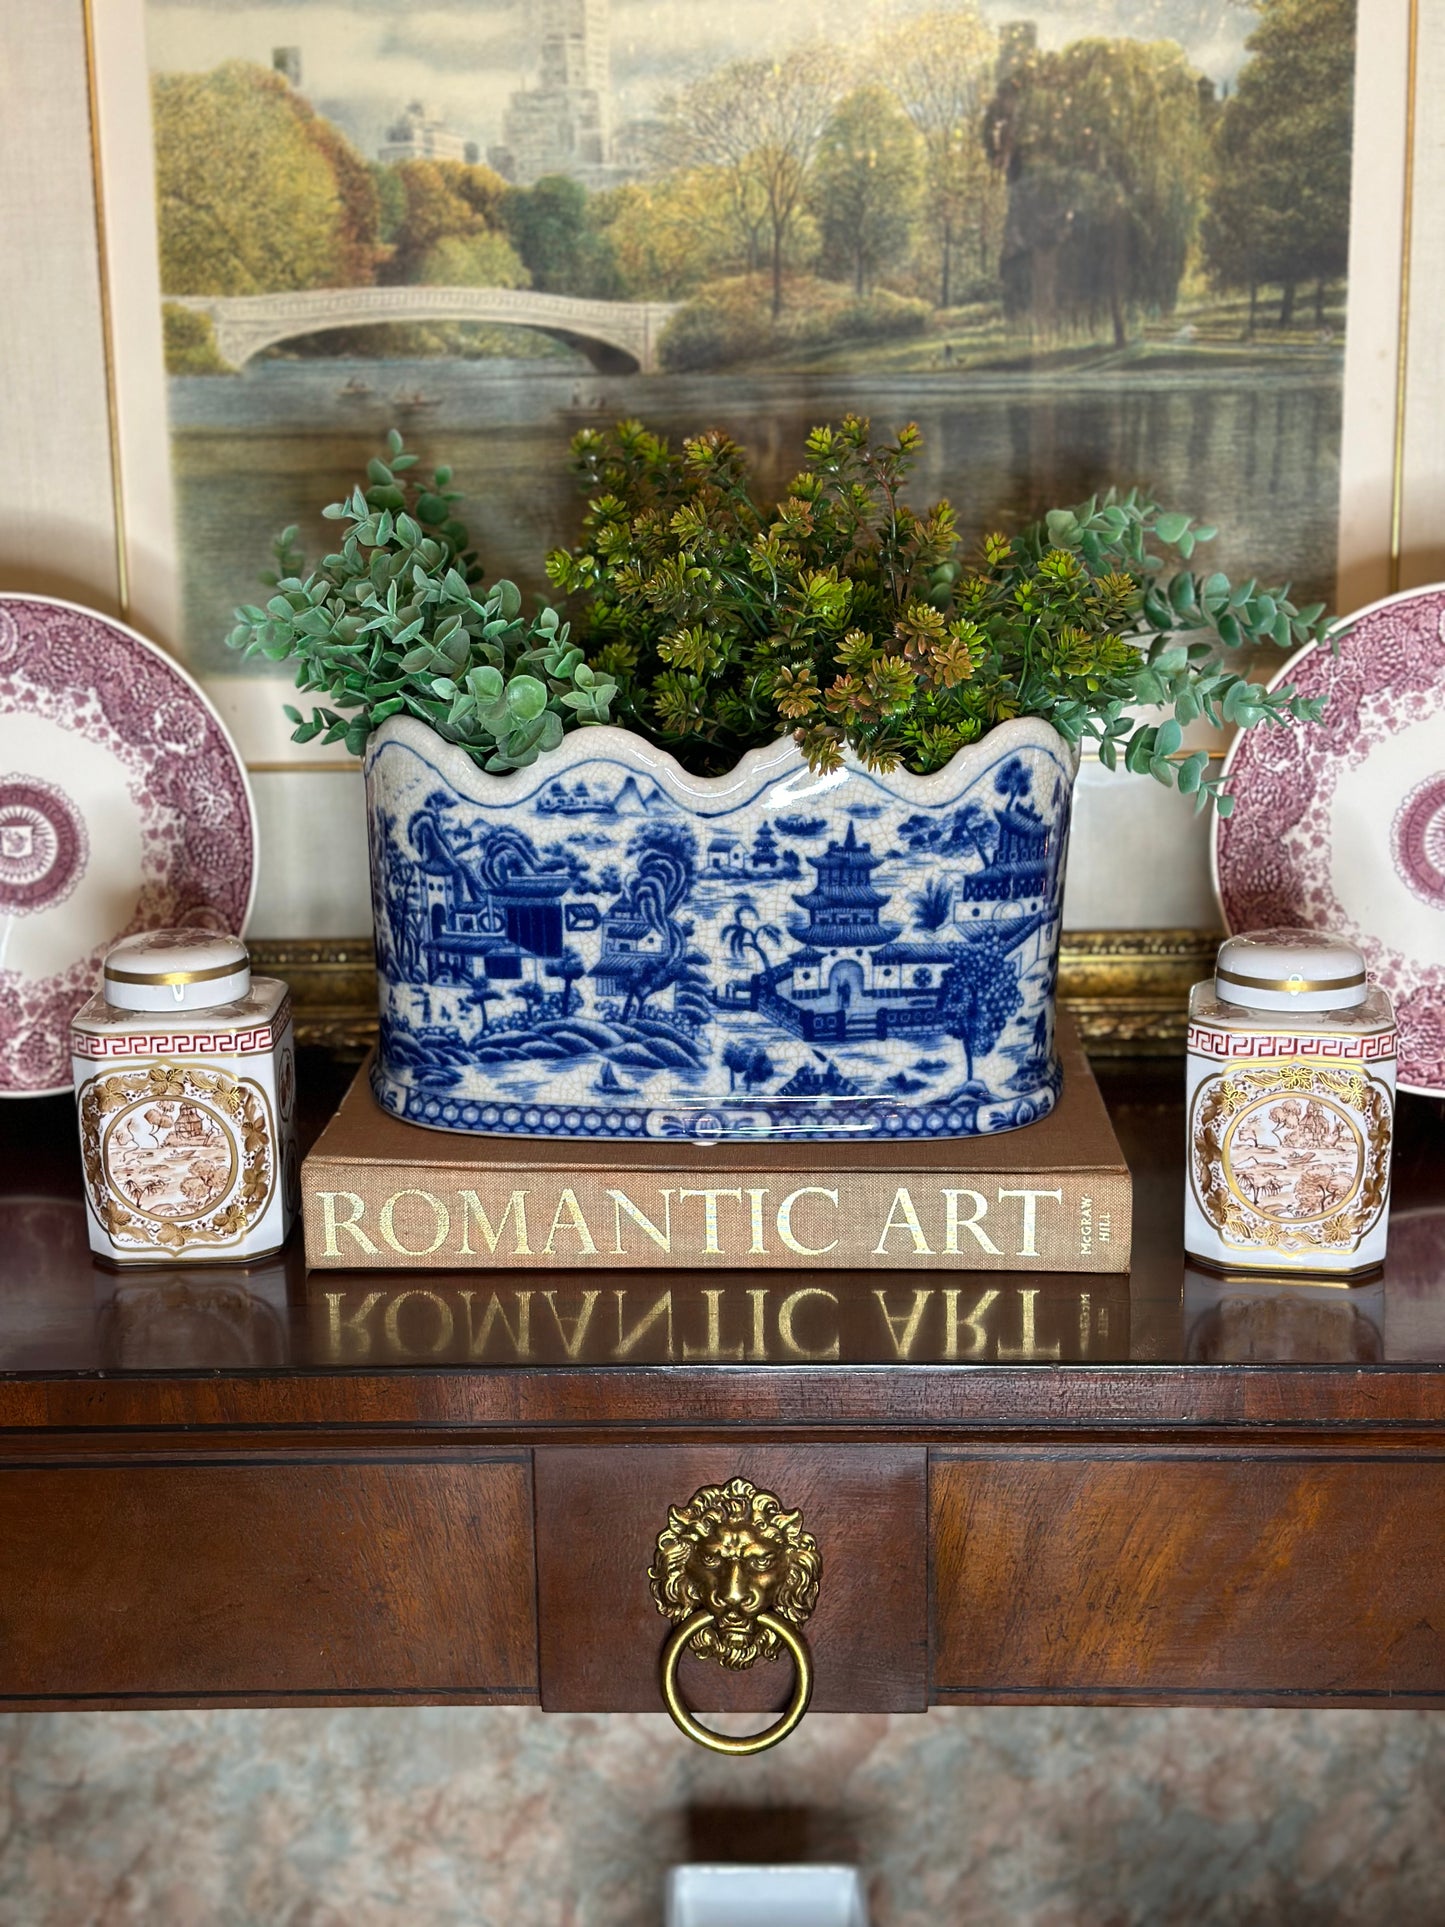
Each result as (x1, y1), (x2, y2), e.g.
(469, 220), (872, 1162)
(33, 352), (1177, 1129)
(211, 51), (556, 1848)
(364, 717), (1076, 1141)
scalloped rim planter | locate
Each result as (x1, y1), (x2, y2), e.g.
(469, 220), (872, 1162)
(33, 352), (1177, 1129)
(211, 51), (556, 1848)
(363, 715), (1078, 1142)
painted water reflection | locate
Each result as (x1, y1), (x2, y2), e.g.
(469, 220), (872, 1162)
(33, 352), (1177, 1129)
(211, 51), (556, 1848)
(173, 351), (1341, 671)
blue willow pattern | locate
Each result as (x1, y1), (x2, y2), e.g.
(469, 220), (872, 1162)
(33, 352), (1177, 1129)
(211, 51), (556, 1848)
(365, 718), (1075, 1141)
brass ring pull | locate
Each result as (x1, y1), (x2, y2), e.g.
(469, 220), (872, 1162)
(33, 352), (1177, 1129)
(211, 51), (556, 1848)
(649, 1476), (821, 1755)
(661, 1607), (814, 1756)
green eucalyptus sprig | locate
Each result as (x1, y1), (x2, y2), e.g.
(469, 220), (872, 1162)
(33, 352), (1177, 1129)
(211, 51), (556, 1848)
(941, 490), (1331, 814)
(227, 430), (617, 772)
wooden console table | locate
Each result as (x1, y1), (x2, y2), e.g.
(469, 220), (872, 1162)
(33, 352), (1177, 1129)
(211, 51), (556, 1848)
(3, 1056), (1442, 1727)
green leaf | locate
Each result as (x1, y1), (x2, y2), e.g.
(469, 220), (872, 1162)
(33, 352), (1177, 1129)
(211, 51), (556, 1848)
(1154, 511), (1190, 546)
(1175, 751), (1206, 795)
(504, 675), (549, 721)
(1124, 730), (1156, 775)
(467, 666), (505, 702)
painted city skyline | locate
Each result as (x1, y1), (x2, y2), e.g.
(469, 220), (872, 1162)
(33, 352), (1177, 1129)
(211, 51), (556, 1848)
(147, 0), (1266, 183)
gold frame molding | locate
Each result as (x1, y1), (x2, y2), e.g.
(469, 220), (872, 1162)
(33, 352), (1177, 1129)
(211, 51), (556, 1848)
(248, 928), (1218, 1058)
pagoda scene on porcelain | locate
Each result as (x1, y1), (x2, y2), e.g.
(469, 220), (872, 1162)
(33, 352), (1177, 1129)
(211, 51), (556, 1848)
(363, 715), (1077, 1143)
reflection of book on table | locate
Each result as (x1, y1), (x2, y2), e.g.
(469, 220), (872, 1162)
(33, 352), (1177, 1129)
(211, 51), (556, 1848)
(303, 1011), (1131, 1273)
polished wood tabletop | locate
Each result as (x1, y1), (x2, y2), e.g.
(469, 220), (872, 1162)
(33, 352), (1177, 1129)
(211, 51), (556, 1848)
(3, 1052), (1442, 1434)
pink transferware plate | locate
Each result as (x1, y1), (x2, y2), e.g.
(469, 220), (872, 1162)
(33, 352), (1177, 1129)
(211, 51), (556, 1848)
(0, 595), (256, 1097)
(1212, 582), (1445, 1097)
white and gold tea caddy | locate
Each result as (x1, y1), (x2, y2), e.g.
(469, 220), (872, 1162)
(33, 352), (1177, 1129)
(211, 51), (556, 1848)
(70, 930), (297, 1265)
(1185, 929), (1396, 1279)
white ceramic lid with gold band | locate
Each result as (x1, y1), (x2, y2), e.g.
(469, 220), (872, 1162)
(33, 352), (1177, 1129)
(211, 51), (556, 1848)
(102, 928), (251, 1013)
(1214, 927), (1369, 1014)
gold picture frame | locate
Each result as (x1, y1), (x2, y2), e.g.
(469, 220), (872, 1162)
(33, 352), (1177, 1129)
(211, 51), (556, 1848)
(70, 1), (1425, 987)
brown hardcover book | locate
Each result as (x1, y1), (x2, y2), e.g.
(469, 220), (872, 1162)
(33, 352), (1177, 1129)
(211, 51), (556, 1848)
(302, 1010), (1132, 1273)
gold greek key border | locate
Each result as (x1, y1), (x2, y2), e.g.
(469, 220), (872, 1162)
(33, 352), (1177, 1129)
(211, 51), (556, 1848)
(248, 928), (1219, 1058)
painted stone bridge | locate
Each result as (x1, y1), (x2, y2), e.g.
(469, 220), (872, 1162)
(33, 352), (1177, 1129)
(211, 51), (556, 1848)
(170, 286), (681, 373)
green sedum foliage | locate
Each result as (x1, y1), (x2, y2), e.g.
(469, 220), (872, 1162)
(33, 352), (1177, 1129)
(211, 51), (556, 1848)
(228, 431), (616, 772)
(546, 414), (1329, 811)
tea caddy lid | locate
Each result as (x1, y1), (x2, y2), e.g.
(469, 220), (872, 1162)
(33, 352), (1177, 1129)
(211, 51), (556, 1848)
(102, 928), (250, 1013)
(1214, 927), (1368, 1013)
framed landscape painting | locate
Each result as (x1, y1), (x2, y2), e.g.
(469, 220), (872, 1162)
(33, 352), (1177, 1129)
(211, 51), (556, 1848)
(117, 0), (1357, 765)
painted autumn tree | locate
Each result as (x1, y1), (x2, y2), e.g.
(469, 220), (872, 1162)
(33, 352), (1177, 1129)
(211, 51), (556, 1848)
(985, 38), (1210, 346)
(602, 169), (747, 300)
(1202, 0), (1356, 327)
(382, 159), (523, 287)
(812, 87), (924, 296)
(668, 47), (841, 318)
(873, 5), (1003, 307)
(152, 61), (380, 294)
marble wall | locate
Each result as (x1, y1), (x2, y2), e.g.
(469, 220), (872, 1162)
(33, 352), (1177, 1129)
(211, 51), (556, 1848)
(0, 1706), (1440, 1926)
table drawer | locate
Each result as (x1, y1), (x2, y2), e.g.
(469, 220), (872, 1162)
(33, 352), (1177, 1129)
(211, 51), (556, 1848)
(0, 1457), (536, 1706)
(931, 1451), (1445, 1703)
(536, 1446), (928, 1713)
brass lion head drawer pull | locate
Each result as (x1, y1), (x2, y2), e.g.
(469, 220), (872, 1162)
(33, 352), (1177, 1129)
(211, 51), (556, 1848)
(649, 1476), (820, 1755)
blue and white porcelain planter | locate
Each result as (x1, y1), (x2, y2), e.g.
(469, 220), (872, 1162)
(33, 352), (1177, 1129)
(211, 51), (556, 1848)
(364, 715), (1077, 1142)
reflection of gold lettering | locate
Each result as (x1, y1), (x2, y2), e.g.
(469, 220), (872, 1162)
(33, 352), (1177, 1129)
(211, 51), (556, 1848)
(324, 1288), (382, 1361)
(379, 1189), (450, 1257)
(682, 1287), (746, 1360)
(458, 1189), (531, 1257)
(384, 1287), (454, 1355)
(608, 1188), (673, 1254)
(998, 1188), (1063, 1259)
(778, 1287), (839, 1360)
(615, 1290), (673, 1358)
(944, 1287), (999, 1358)
(776, 1188), (838, 1256)
(319, 1192), (379, 1258)
(1079, 1290), (1092, 1352)
(747, 1287), (768, 1361)
(874, 1288), (932, 1358)
(461, 1289), (533, 1359)
(746, 1188), (769, 1255)
(544, 1188), (598, 1255)
(996, 1287), (1061, 1360)
(942, 1190), (1003, 1256)
(543, 1289), (600, 1358)
(678, 1188), (744, 1256)
(874, 1188), (934, 1256)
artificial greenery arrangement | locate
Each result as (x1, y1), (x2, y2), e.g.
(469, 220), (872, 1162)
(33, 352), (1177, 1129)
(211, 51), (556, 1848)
(233, 420), (1329, 812)
(227, 430), (616, 771)
(546, 414), (1330, 811)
